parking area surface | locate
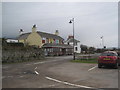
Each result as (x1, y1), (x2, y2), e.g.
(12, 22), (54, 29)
(2, 56), (119, 89)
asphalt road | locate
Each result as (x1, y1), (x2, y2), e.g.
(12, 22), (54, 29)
(2, 56), (119, 89)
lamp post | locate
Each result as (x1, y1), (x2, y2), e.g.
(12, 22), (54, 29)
(69, 18), (75, 60)
(101, 36), (104, 49)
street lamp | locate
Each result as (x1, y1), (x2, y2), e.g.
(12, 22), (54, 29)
(101, 36), (105, 49)
(69, 18), (75, 60)
(101, 36), (104, 48)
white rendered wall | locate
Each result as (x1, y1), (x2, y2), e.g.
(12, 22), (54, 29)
(6, 39), (18, 43)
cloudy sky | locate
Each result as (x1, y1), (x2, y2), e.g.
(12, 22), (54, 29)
(2, 2), (118, 48)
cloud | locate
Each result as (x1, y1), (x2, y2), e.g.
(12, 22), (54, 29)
(2, 2), (118, 48)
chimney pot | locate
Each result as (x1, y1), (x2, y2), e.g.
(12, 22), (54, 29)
(55, 30), (59, 36)
(19, 29), (24, 35)
(32, 24), (37, 33)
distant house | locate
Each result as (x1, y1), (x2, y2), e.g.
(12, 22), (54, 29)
(3, 38), (24, 47)
(64, 35), (81, 53)
(18, 25), (63, 47)
(6, 38), (18, 43)
(18, 25), (73, 56)
(42, 43), (73, 56)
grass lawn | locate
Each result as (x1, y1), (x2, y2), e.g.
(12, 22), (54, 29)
(71, 58), (98, 64)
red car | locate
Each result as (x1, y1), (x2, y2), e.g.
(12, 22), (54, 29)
(98, 51), (120, 69)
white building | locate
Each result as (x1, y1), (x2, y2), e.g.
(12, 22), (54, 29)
(64, 35), (81, 53)
(6, 38), (18, 43)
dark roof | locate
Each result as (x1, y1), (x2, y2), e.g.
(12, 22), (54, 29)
(17, 33), (30, 40)
(7, 38), (18, 40)
(37, 31), (64, 40)
(42, 43), (73, 49)
(65, 38), (80, 43)
(17, 31), (64, 40)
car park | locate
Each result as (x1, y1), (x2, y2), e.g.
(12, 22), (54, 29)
(98, 51), (120, 69)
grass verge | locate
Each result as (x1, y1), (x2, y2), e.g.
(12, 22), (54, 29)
(71, 58), (97, 64)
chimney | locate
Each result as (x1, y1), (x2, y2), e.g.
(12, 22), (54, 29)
(55, 30), (59, 36)
(32, 24), (37, 33)
(68, 35), (73, 39)
(19, 29), (24, 35)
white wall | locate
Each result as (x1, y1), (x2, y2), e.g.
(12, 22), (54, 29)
(6, 39), (18, 43)
(65, 42), (81, 53)
(74, 42), (81, 53)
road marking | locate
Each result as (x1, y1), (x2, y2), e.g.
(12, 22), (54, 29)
(88, 66), (97, 71)
(19, 76), (24, 78)
(34, 62), (45, 65)
(34, 60), (58, 65)
(7, 76), (13, 78)
(27, 59), (66, 66)
(26, 64), (32, 65)
(35, 71), (39, 75)
(45, 76), (94, 89)
(48, 84), (56, 87)
(35, 67), (37, 70)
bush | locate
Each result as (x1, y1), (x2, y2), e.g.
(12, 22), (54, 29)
(2, 46), (45, 63)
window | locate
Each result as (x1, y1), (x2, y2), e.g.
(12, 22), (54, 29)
(42, 40), (45, 43)
(56, 40), (59, 44)
(51, 48), (53, 52)
(60, 48), (62, 52)
(42, 37), (46, 43)
(53, 39), (55, 43)
(75, 42), (77, 45)
(75, 47), (78, 51)
(44, 49), (46, 51)
(47, 48), (50, 52)
(50, 38), (53, 43)
(46, 38), (49, 43)
(66, 49), (68, 52)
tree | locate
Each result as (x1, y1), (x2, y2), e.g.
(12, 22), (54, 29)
(80, 44), (88, 53)
(88, 47), (96, 54)
(2, 38), (7, 46)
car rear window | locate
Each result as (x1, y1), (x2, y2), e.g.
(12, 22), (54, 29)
(101, 53), (117, 56)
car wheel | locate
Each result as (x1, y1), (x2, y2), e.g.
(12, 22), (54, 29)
(98, 63), (102, 68)
(114, 63), (118, 69)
